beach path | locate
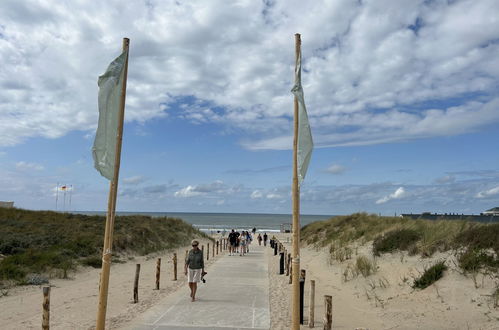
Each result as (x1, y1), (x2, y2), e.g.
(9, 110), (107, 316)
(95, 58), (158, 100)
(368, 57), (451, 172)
(127, 244), (270, 330)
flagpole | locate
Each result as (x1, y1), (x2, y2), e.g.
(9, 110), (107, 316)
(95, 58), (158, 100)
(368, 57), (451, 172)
(291, 33), (301, 330)
(96, 37), (130, 330)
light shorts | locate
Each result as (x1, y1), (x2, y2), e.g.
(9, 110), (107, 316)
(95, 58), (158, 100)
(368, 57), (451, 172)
(188, 268), (202, 283)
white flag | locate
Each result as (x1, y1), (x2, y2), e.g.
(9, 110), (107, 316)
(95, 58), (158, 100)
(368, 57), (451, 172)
(92, 50), (127, 180)
(291, 49), (313, 185)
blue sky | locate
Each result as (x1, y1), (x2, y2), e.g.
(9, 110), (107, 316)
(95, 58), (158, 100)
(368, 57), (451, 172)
(1, 0), (499, 215)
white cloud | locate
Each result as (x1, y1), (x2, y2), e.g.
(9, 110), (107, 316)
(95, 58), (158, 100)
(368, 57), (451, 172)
(0, 0), (498, 149)
(266, 193), (283, 200)
(122, 176), (146, 185)
(174, 185), (202, 198)
(476, 186), (499, 198)
(376, 187), (406, 204)
(251, 190), (263, 199)
(326, 164), (346, 175)
(15, 161), (44, 171)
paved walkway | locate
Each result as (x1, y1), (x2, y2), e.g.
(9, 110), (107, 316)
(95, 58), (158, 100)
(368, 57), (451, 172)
(128, 244), (270, 330)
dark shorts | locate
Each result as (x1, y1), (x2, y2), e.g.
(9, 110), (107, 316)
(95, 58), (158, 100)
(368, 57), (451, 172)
(230, 241), (237, 247)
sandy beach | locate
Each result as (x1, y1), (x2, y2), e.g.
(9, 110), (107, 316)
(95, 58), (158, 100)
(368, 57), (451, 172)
(268, 233), (499, 330)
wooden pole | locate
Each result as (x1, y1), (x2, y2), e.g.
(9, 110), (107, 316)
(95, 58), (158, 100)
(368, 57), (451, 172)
(323, 295), (332, 330)
(308, 280), (315, 328)
(42, 286), (50, 330)
(291, 33), (301, 330)
(173, 253), (177, 281)
(155, 258), (161, 290)
(96, 37), (130, 330)
(287, 253), (291, 276)
(216, 240), (219, 255)
(213, 241), (215, 257)
(133, 264), (140, 303)
(207, 243), (210, 260)
(300, 269), (306, 324)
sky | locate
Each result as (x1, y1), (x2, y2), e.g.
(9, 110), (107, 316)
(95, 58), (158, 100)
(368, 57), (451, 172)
(1, 0), (499, 216)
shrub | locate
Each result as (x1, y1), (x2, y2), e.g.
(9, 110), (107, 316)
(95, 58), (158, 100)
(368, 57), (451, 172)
(413, 261), (447, 289)
(81, 256), (102, 268)
(355, 255), (377, 277)
(458, 249), (499, 273)
(373, 229), (421, 256)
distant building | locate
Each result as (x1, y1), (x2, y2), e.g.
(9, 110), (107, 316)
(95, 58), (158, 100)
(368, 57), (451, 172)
(0, 201), (14, 208)
(480, 207), (499, 216)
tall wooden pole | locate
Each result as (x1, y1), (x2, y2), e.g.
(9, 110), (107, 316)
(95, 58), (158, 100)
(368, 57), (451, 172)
(291, 33), (301, 330)
(96, 37), (130, 330)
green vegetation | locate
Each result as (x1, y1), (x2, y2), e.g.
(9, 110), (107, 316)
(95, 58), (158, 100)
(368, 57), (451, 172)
(355, 255), (377, 277)
(0, 207), (208, 284)
(412, 261), (448, 289)
(301, 213), (499, 274)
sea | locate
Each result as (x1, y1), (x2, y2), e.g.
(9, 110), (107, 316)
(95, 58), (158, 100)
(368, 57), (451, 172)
(76, 211), (334, 234)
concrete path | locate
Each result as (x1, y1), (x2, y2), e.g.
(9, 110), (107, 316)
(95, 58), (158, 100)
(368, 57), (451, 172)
(128, 244), (270, 330)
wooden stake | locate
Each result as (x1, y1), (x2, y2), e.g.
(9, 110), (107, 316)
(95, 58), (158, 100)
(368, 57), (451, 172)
(216, 240), (219, 255)
(287, 253), (291, 276)
(308, 280), (315, 328)
(173, 253), (177, 281)
(42, 286), (50, 330)
(96, 37), (130, 330)
(213, 241), (215, 257)
(323, 295), (332, 330)
(207, 243), (210, 260)
(291, 33), (301, 330)
(133, 264), (140, 303)
(155, 258), (161, 290)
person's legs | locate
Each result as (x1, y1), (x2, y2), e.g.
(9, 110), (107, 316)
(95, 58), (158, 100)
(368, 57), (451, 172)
(188, 282), (194, 297)
(192, 282), (197, 301)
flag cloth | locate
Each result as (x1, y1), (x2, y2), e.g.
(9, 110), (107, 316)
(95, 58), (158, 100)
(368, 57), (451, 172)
(92, 50), (128, 180)
(291, 49), (313, 185)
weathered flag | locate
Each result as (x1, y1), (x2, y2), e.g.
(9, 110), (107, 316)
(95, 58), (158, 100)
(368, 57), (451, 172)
(291, 49), (313, 185)
(92, 50), (128, 180)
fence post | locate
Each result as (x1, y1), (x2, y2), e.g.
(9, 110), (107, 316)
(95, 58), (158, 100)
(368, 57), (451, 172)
(212, 241), (215, 257)
(279, 252), (285, 275)
(300, 269), (306, 324)
(324, 295), (332, 330)
(309, 280), (315, 328)
(156, 258), (161, 289)
(133, 264), (140, 303)
(207, 243), (210, 260)
(274, 242), (278, 255)
(42, 286), (50, 330)
(286, 253), (291, 276)
(216, 240), (219, 255)
(173, 253), (177, 281)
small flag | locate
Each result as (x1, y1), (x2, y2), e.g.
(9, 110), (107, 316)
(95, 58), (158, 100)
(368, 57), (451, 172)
(92, 50), (128, 180)
(291, 48), (313, 185)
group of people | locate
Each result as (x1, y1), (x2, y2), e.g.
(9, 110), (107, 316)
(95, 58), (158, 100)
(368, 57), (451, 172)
(228, 229), (253, 256)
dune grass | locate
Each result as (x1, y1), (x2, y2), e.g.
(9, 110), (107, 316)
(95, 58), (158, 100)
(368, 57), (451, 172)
(0, 207), (209, 284)
(413, 261), (448, 289)
(301, 213), (499, 274)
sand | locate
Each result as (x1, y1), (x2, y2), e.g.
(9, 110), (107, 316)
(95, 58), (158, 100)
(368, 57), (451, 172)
(268, 233), (499, 330)
(0, 238), (215, 330)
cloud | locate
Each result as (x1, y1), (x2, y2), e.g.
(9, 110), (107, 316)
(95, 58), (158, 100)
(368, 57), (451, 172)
(435, 175), (455, 184)
(174, 180), (233, 198)
(326, 164), (346, 175)
(266, 193), (283, 200)
(0, 0), (498, 150)
(174, 185), (202, 198)
(251, 190), (263, 199)
(15, 161), (44, 171)
(122, 176), (146, 185)
(476, 186), (499, 198)
(376, 187), (406, 204)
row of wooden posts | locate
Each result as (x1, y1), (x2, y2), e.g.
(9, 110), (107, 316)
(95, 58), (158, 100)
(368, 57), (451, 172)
(270, 238), (332, 330)
(41, 238), (231, 329)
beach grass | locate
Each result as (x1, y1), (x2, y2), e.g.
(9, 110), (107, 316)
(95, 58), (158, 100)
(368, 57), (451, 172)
(413, 261), (448, 289)
(301, 213), (499, 273)
(0, 207), (209, 284)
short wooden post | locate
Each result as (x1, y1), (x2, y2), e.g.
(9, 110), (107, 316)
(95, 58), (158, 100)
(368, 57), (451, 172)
(323, 295), (332, 330)
(300, 269), (306, 324)
(212, 241), (215, 257)
(286, 253), (291, 276)
(207, 243), (210, 260)
(42, 286), (50, 330)
(133, 264), (140, 303)
(279, 252), (285, 275)
(289, 263), (293, 284)
(155, 258), (161, 290)
(173, 253), (177, 281)
(309, 280), (315, 328)
(216, 240), (219, 255)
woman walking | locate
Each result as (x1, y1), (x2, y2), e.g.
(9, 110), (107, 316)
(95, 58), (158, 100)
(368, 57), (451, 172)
(239, 232), (247, 256)
(184, 240), (204, 302)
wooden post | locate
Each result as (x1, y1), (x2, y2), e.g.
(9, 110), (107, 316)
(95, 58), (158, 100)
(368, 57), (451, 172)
(96, 38), (130, 330)
(207, 243), (210, 260)
(42, 286), (50, 330)
(216, 240), (219, 255)
(287, 253), (291, 276)
(300, 269), (306, 324)
(173, 253), (177, 281)
(308, 280), (315, 328)
(133, 264), (140, 303)
(289, 263), (293, 284)
(323, 295), (332, 330)
(155, 258), (161, 290)
(213, 241), (215, 257)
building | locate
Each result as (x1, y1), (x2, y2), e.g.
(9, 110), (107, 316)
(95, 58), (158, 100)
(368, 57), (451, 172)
(0, 201), (14, 208)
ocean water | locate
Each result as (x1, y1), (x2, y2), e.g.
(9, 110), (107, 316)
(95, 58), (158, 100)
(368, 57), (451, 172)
(77, 211), (334, 233)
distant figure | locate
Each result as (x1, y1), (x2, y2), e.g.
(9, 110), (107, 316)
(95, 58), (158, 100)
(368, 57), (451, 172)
(257, 233), (262, 246)
(246, 231), (252, 252)
(228, 229), (237, 256)
(239, 231), (247, 256)
(252, 227), (256, 234)
(184, 240), (204, 302)
(263, 232), (268, 246)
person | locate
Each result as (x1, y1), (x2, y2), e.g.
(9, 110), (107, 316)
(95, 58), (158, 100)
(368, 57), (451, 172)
(263, 232), (268, 246)
(184, 239), (204, 302)
(257, 233), (262, 246)
(228, 229), (238, 256)
(239, 231), (247, 256)
(252, 227), (256, 235)
(246, 231), (252, 253)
